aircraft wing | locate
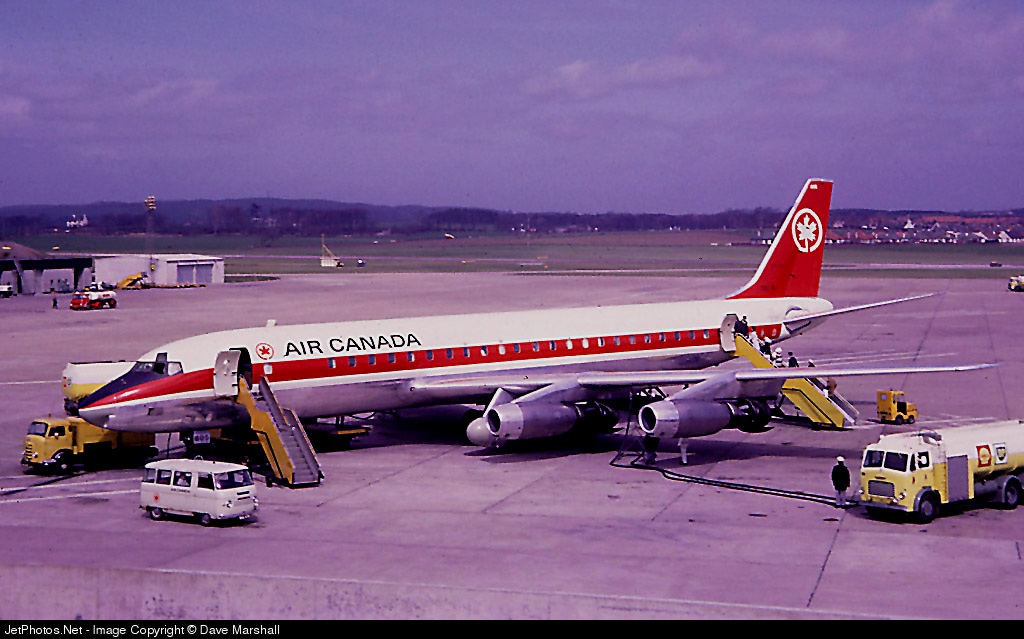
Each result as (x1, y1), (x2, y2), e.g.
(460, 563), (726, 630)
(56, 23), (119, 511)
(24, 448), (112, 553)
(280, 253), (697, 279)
(414, 361), (995, 397)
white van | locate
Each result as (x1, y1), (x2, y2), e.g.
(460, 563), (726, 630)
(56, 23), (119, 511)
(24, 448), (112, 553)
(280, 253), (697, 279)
(140, 458), (259, 525)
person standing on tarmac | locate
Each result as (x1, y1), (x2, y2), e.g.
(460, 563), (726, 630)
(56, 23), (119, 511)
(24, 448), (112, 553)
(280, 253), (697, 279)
(832, 456), (851, 507)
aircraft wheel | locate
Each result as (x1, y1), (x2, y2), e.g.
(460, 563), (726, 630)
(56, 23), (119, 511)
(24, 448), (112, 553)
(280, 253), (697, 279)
(915, 492), (940, 524)
(148, 507), (164, 521)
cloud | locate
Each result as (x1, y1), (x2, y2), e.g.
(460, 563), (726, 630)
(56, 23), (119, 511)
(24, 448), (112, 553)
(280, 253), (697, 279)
(521, 54), (723, 100)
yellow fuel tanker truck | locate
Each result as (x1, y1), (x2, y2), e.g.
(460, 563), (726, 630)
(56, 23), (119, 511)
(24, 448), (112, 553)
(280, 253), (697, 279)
(858, 420), (1024, 523)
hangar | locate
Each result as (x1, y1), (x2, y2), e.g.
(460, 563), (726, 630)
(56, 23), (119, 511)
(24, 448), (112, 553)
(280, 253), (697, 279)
(93, 254), (224, 287)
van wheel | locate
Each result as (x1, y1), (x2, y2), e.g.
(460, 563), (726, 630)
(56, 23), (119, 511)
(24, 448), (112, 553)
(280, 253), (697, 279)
(197, 513), (212, 527)
(916, 493), (940, 524)
(148, 507), (164, 521)
(1003, 479), (1021, 509)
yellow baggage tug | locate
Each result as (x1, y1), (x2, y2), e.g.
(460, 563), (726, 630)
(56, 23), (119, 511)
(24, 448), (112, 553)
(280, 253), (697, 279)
(858, 420), (1024, 523)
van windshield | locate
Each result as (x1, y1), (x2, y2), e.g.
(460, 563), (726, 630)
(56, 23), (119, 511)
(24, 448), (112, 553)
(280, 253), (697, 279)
(214, 470), (254, 490)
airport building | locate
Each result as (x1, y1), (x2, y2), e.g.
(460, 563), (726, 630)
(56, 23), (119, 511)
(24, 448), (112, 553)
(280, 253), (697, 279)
(93, 254), (224, 287)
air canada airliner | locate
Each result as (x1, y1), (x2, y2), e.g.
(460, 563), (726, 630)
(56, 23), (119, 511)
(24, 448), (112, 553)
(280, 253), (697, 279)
(73, 179), (989, 448)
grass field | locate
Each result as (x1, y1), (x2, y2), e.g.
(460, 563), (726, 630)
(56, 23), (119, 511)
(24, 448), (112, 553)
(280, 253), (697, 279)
(16, 231), (1024, 279)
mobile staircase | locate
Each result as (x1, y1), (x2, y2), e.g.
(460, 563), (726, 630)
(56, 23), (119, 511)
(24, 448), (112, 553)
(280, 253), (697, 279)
(733, 335), (859, 429)
(236, 377), (323, 487)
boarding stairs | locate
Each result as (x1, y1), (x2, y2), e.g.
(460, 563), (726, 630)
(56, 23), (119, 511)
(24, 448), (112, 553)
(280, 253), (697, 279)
(732, 335), (859, 429)
(235, 377), (323, 487)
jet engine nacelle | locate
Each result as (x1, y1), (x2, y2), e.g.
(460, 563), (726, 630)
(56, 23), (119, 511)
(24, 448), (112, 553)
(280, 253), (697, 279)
(465, 402), (585, 447)
(638, 399), (772, 439)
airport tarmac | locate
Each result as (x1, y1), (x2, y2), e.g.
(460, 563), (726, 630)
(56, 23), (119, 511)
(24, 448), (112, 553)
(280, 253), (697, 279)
(1, 270), (1023, 620)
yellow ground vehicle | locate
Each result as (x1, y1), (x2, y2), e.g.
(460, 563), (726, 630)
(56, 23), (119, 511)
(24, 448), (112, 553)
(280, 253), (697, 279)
(877, 389), (917, 425)
(22, 416), (156, 473)
(858, 421), (1024, 523)
(1009, 275), (1024, 292)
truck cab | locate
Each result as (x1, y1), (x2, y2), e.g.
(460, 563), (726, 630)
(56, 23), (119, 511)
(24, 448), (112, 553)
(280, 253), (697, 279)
(859, 431), (945, 522)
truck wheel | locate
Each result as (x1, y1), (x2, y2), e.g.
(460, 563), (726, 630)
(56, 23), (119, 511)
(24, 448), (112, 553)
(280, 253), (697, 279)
(1002, 479), (1021, 510)
(197, 513), (212, 527)
(916, 493), (940, 524)
(53, 451), (72, 474)
(895, 415), (905, 425)
(907, 415), (915, 424)
(148, 507), (164, 521)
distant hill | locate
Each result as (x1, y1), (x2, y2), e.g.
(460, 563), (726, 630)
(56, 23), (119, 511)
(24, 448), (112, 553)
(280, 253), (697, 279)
(2, 197), (1022, 238)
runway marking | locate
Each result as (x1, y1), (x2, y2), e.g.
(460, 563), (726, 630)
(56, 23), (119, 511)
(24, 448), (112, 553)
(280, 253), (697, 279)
(0, 489), (137, 505)
(0, 380), (57, 386)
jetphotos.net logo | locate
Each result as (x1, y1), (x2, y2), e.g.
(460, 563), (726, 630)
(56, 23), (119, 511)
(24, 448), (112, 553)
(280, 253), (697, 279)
(791, 208), (823, 253)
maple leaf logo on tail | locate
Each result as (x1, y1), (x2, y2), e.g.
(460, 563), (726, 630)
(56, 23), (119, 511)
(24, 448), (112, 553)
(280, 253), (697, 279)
(792, 209), (823, 253)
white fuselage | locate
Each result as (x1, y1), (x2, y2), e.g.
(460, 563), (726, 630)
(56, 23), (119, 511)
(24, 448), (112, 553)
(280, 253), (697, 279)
(79, 295), (832, 431)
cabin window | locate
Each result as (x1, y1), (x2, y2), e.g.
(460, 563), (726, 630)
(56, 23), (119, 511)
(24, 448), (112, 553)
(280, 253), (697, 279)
(549, 341), (557, 351)
(498, 345), (506, 355)
(173, 471), (192, 488)
(463, 347), (471, 358)
(674, 332), (681, 341)
(327, 358), (336, 369)
(644, 334), (651, 344)
(480, 346), (488, 356)
(513, 343), (521, 354)
(703, 329), (709, 339)
(197, 473), (215, 490)
(446, 348), (454, 359)
(264, 363), (273, 375)
(426, 351), (434, 361)
(689, 331), (696, 340)
(565, 339), (573, 349)
(348, 357), (356, 367)
(156, 469), (172, 485)
(388, 353), (396, 364)
(532, 342), (540, 352)
(581, 338), (589, 348)
(143, 468), (157, 483)
(614, 336), (621, 346)
(597, 337), (605, 347)
(629, 335), (637, 345)
(659, 333), (665, 342)
(368, 355), (376, 366)
(407, 352), (415, 362)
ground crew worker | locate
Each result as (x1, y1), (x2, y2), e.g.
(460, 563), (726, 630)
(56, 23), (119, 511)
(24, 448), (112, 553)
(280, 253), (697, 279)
(832, 456), (851, 507)
(788, 352), (799, 367)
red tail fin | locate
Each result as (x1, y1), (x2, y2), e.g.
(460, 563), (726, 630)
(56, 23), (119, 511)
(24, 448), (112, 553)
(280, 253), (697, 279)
(728, 179), (832, 299)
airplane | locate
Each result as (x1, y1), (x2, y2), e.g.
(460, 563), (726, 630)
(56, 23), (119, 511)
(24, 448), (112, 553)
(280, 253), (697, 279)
(71, 178), (991, 451)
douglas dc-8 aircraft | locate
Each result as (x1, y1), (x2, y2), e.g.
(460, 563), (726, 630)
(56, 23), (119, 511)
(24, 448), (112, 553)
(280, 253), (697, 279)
(73, 179), (989, 449)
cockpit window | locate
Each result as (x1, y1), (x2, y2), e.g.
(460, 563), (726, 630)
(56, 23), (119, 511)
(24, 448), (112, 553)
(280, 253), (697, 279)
(131, 360), (183, 376)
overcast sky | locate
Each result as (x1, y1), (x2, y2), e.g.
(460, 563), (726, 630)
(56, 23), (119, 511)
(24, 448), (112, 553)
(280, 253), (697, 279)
(2, 0), (1023, 214)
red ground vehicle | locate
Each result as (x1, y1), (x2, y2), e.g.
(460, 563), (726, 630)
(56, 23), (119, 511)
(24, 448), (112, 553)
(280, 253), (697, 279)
(70, 290), (117, 310)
